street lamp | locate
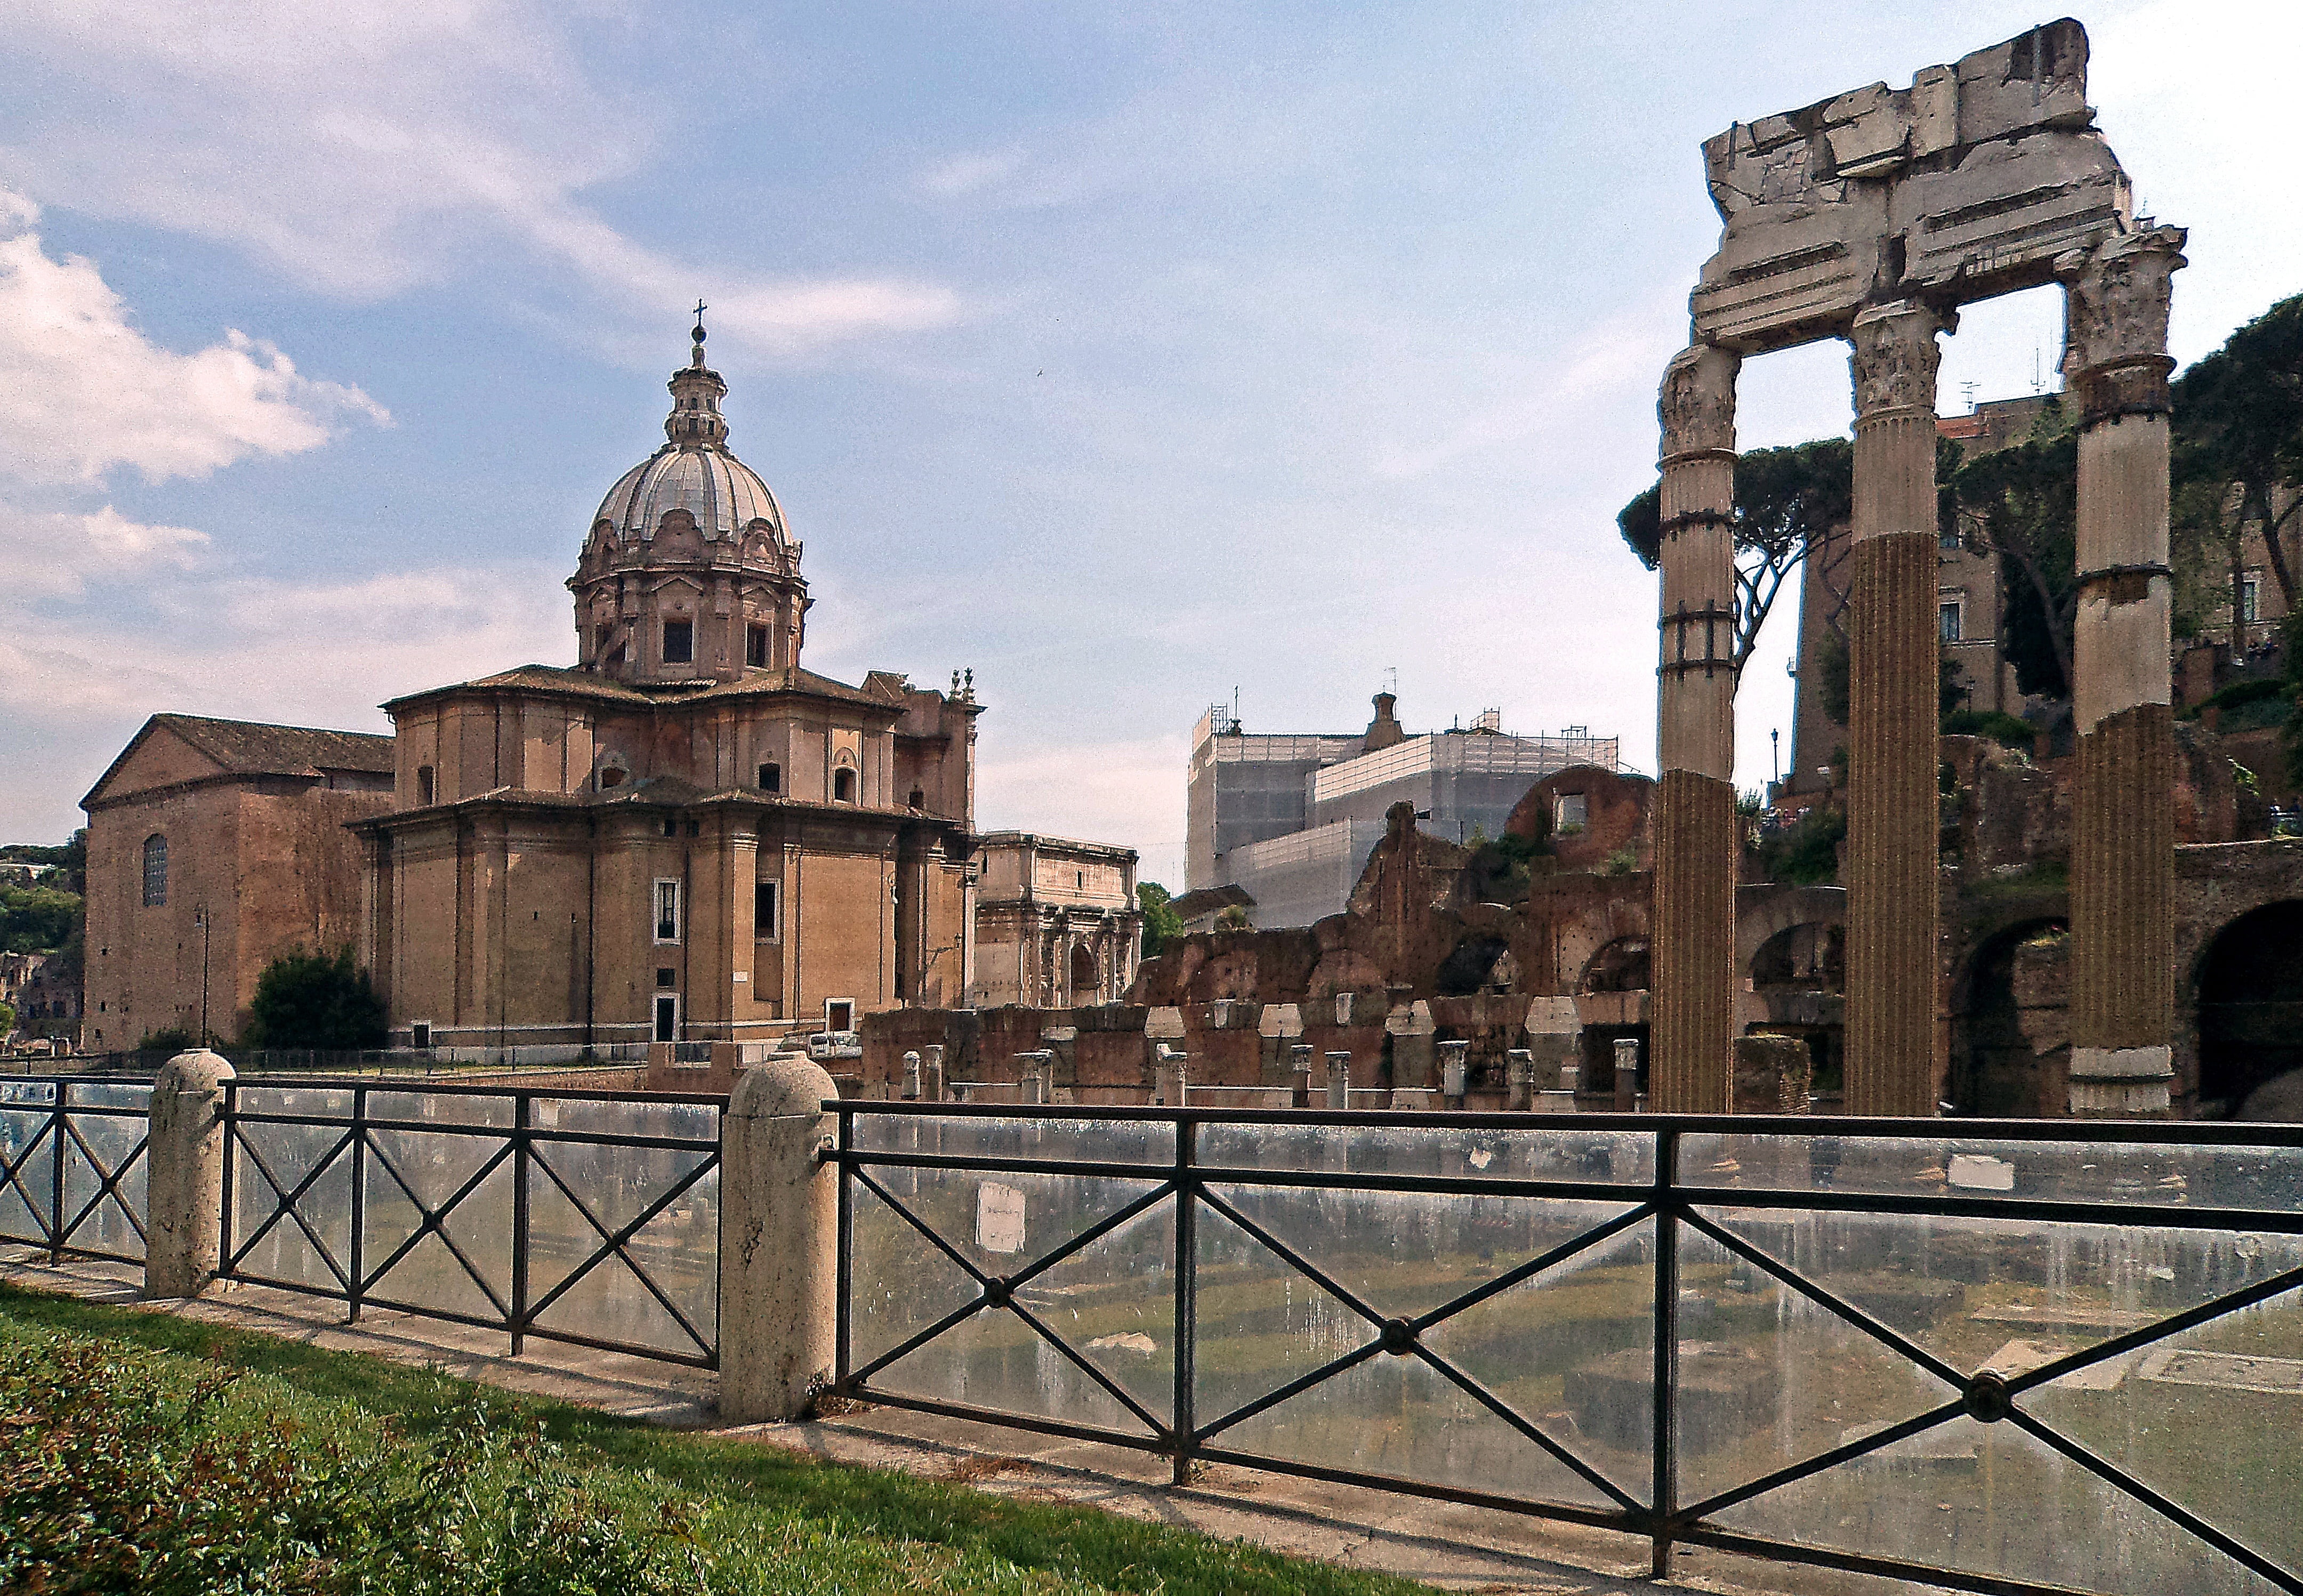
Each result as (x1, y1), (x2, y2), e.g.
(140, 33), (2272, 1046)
(194, 902), (211, 1045)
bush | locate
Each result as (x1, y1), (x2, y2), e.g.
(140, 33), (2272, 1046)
(134, 1026), (198, 1054)
(1942, 709), (2036, 750)
(0, 1332), (709, 1595)
(1752, 807), (1846, 886)
(244, 948), (387, 1051)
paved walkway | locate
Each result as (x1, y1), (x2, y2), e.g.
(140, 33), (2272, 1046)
(1, 1246), (1857, 1595)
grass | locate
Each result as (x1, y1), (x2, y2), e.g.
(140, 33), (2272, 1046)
(0, 1280), (1438, 1596)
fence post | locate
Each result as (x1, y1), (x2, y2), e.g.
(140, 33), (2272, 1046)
(1651, 1126), (1680, 1579)
(48, 1081), (68, 1263)
(719, 1055), (840, 1423)
(144, 1049), (235, 1300)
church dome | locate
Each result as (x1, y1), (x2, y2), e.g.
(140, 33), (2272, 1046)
(592, 322), (788, 544)
(596, 444), (783, 542)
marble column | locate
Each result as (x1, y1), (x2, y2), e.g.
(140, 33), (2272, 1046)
(1844, 302), (1945, 1116)
(2063, 227), (2187, 1117)
(1650, 344), (1740, 1114)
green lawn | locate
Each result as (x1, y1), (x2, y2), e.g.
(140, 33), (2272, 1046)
(0, 1281), (1438, 1596)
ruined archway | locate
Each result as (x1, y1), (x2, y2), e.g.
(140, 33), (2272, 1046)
(2196, 901), (2303, 1118)
(1949, 917), (2070, 1118)
(1069, 942), (1101, 1003)
(1581, 937), (1650, 994)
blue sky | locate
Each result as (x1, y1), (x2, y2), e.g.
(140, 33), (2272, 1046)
(2, 1), (2296, 885)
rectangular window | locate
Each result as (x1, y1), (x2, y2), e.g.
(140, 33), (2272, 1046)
(755, 879), (780, 941)
(653, 994), (679, 1043)
(661, 618), (694, 665)
(1940, 523), (1961, 552)
(746, 624), (770, 667)
(757, 762), (780, 793)
(825, 998), (855, 1033)
(141, 834), (168, 907)
(2242, 572), (2261, 624)
(410, 1021), (432, 1050)
(1554, 793), (1588, 834)
(654, 878), (681, 943)
(1939, 600), (1964, 642)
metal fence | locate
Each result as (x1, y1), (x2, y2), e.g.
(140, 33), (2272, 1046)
(219, 1078), (726, 1367)
(0, 1076), (151, 1264)
(832, 1104), (2303, 1596)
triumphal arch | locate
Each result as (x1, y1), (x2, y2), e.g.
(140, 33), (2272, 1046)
(1651, 20), (2184, 1116)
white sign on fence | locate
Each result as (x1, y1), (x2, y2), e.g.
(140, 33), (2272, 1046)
(975, 1181), (1026, 1254)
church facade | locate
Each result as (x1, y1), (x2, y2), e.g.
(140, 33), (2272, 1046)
(354, 326), (984, 1049)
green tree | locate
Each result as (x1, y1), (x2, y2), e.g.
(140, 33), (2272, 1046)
(2285, 612), (2303, 789)
(1137, 881), (1186, 960)
(244, 948), (386, 1051)
(1951, 428), (2080, 700)
(2172, 293), (2303, 618)
(0, 1000), (14, 1037)
(1617, 438), (1853, 679)
(0, 884), (81, 954)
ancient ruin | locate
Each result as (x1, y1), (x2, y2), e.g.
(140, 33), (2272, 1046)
(1653, 20), (2184, 1116)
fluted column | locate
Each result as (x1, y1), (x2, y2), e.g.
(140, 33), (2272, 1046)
(1844, 302), (1945, 1116)
(1650, 344), (1740, 1114)
(2063, 227), (2186, 1118)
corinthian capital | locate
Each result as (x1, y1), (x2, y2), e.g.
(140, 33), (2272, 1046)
(1659, 344), (1740, 461)
(2061, 225), (2187, 420)
(1848, 302), (1944, 419)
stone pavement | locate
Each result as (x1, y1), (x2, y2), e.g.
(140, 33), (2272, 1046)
(1, 1246), (1860, 1595)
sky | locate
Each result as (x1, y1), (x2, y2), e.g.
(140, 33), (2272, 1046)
(1, 1), (2297, 886)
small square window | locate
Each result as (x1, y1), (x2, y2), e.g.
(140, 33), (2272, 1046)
(758, 762), (780, 793)
(662, 619), (694, 665)
(1555, 794), (1588, 834)
(656, 967), (677, 989)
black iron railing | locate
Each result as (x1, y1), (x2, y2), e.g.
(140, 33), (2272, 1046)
(219, 1078), (725, 1368)
(0, 1076), (150, 1265)
(831, 1104), (2303, 1596)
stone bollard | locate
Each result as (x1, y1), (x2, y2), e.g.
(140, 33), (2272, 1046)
(1612, 1038), (1640, 1113)
(146, 1050), (235, 1300)
(1505, 1049), (1534, 1112)
(922, 1045), (946, 1102)
(1153, 1044), (1188, 1107)
(719, 1056), (840, 1423)
(1439, 1040), (1470, 1106)
(900, 1051), (922, 1101)
(1014, 1050), (1053, 1105)
(1289, 1044), (1315, 1109)
(1325, 1052), (1351, 1110)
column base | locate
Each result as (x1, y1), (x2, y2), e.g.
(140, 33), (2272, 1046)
(2067, 1045), (2173, 1118)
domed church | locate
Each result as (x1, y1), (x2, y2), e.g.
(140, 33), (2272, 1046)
(355, 323), (985, 1049)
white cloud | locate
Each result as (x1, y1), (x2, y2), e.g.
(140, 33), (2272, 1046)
(0, 193), (388, 487)
(0, 505), (208, 600)
(0, 0), (964, 356)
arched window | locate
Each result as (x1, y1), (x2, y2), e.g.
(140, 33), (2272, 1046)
(141, 835), (168, 907)
(833, 767), (857, 804)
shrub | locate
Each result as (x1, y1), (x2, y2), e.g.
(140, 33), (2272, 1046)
(1942, 709), (2037, 751)
(244, 948), (386, 1051)
(135, 1026), (198, 1054)
(0, 1332), (708, 1595)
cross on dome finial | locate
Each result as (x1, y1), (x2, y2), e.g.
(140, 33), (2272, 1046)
(690, 300), (709, 368)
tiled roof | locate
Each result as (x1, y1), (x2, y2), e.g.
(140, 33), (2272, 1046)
(152, 714), (394, 775)
(389, 663), (896, 711)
